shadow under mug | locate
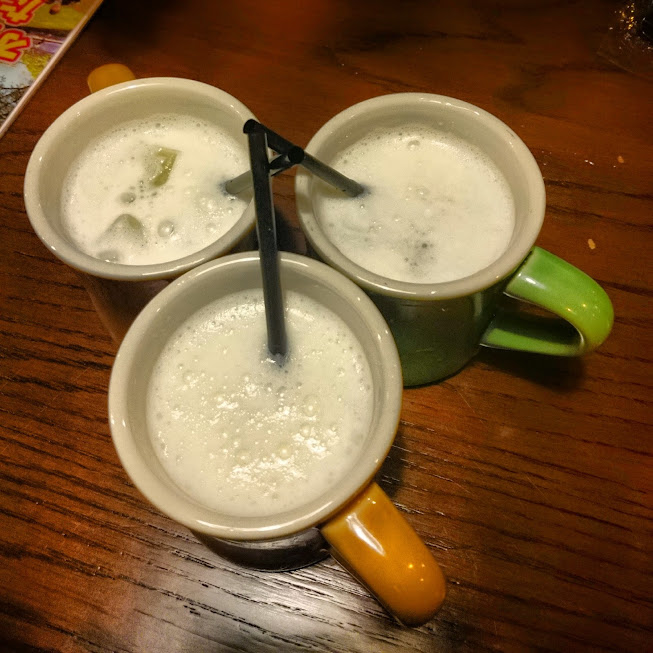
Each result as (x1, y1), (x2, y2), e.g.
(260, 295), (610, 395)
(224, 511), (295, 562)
(295, 93), (614, 387)
(108, 252), (446, 627)
(23, 65), (256, 343)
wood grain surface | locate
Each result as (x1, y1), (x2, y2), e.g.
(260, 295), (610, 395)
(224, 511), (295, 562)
(1, 0), (651, 651)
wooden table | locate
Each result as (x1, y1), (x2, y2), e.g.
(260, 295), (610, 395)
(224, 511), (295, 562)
(1, 1), (651, 650)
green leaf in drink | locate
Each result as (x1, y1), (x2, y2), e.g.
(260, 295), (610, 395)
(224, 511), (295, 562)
(144, 146), (179, 187)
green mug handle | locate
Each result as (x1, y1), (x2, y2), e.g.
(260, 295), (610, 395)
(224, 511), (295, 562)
(480, 247), (613, 355)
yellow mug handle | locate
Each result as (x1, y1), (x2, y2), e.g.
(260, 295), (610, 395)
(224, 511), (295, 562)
(321, 482), (446, 626)
(87, 63), (136, 93)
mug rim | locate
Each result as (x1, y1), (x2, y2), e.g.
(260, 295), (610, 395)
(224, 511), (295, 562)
(23, 77), (256, 281)
(108, 251), (403, 540)
(295, 92), (546, 300)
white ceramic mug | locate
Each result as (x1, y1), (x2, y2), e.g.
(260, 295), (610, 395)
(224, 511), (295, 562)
(24, 65), (256, 342)
(108, 251), (446, 626)
(295, 93), (613, 386)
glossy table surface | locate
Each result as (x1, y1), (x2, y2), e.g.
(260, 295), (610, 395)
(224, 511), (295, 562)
(1, 1), (651, 651)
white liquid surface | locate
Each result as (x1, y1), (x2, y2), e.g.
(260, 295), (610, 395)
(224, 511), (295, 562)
(61, 114), (249, 265)
(146, 290), (374, 517)
(314, 125), (515, 283)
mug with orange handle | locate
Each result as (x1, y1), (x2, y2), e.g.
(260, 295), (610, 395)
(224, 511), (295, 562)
(24, 64), (257, 342)
(108, 251), (446, 626)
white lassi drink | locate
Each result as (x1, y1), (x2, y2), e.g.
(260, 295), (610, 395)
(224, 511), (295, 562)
(61, 113), (249, 266)
(313, 124), (515, 284)
(146, 289), (374, 517)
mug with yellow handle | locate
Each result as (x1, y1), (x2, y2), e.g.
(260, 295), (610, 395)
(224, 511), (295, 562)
(24, 64), (257, 343)
(108, 251), (446, 627)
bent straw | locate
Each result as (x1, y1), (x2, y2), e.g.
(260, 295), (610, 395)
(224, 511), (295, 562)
(247, 124), (288, 362)
(224, 146), (304, 195)
(244, 119), (366, 198)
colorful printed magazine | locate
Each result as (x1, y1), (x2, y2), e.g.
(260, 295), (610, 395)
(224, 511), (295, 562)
(0, 0), (103, 139)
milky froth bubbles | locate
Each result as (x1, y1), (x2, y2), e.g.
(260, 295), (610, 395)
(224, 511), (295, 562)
(146, 289), (374, 517)
(61, 113), (249, 266)
(314, 124), (516, 284)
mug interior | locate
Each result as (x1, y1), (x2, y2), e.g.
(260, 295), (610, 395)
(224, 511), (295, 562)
(108, 252), (402, 540)
(24, 78), (256, 281)
(296, 93), (546, 300)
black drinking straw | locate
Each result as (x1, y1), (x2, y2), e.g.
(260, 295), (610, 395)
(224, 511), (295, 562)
(247, 124), (288, 362)
(224, 146), (304, 195)
(244, 119), (366, 198)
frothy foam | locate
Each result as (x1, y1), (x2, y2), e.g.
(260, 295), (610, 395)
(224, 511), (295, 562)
(61, 114), (250, 266)
(313, 125), (515, 283)
(146, 289), (374, 517)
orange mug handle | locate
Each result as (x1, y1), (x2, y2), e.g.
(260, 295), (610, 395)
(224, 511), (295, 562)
(321, 482), (446, 626)
(87, 63), (136, 93)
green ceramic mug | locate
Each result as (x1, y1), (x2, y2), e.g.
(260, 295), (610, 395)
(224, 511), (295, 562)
(295, 93), (613, 386)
